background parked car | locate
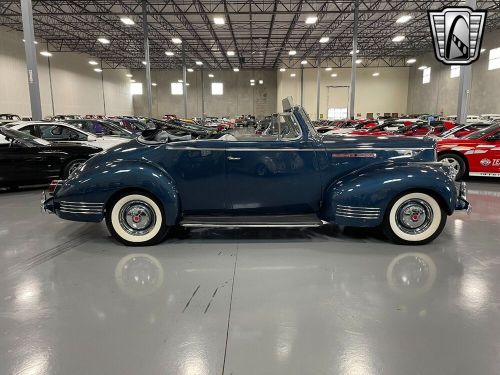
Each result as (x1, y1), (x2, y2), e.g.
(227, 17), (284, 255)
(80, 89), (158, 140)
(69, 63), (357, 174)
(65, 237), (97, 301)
(0, 126), (101, 188)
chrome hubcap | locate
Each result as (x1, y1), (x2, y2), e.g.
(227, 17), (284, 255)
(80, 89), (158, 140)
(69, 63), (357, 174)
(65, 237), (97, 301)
(119, 201), (156, 236)
(442, 158), (460, 177)
(396, 199), (433, 234)
(68, 162), (83, 175)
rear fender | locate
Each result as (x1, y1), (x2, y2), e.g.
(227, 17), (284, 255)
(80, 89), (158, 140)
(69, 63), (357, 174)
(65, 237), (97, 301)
(55, 160), (180, 225)
(320, 162), (457, 227)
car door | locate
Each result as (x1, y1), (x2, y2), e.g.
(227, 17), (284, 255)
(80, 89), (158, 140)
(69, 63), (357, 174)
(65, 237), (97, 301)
(0, 142), (46, 184)
(225, 113), (322, 214)
(467, 129), (500, 177)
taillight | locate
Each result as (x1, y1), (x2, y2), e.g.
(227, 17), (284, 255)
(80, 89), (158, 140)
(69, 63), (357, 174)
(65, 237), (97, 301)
(48, 180), (63, 195)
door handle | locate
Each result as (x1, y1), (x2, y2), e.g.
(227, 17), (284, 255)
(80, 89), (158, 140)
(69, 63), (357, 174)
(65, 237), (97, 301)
(227, 156), (241, 161)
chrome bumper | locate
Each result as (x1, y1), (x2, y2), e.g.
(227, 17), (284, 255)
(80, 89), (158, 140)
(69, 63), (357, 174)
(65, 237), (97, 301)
(456, 182), (471, 214)
(41, 191), (55, 214)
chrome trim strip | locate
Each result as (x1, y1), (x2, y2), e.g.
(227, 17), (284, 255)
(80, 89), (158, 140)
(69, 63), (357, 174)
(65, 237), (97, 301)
(163, 146), (433, 152)
(180, 223), (322, 228)
(336, 210), (380, 216)
(59, 207), (103, 213)
(337, 205), (381, 211)
(336, 213), (379, 219)
(59, 209), (102, 215)
(60, 201), (104, 206)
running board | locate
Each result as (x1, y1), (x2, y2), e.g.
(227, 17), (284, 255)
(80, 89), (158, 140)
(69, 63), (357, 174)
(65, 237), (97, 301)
(180, 214), (323, 228)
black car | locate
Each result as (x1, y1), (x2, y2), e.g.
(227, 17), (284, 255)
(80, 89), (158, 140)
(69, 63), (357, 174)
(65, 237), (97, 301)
(0, 126), (102, 188)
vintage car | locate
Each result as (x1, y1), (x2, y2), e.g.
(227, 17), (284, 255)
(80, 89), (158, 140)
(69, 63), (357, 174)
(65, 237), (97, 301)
(42, 98), (469, 246)
(0, 126), (102, 187)
(437, 123), (500, 179)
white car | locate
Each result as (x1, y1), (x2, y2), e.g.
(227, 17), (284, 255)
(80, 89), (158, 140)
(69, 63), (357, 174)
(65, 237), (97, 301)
(444, 115), (482, 123)
(7, 122), (132, 149)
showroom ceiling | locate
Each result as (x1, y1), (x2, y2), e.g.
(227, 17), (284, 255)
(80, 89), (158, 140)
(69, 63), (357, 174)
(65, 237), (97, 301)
(1, 0), (499, 70)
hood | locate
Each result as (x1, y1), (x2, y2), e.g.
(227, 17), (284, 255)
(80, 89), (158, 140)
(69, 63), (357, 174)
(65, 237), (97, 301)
(437, 137), (478, 146)
(47, 142), (102, 152)
(322, 134), (436, 150)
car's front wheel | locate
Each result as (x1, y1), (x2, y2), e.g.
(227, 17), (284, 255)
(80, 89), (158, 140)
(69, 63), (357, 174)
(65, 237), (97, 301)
(438, 153), (466, 181)
(105, 192), (170, 246)
(383, 192), (446, 245)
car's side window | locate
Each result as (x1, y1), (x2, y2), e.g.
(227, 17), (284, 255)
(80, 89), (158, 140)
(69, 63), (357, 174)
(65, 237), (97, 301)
(19, 125), (36, 136)
(39, 125), (62, 139)
(229, 113), (302, 142)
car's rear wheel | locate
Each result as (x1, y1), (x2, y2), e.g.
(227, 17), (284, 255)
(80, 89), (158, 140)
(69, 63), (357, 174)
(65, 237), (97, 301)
(63, 158), (86, 178)
(383, 192), (446, 245)
(438, 153), (466, 181)
(105, 192), (170, 246)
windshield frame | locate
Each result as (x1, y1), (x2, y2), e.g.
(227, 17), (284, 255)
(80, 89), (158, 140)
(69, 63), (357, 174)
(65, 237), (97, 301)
(464, 124), (500, 140)
(0, 126), (51, 146)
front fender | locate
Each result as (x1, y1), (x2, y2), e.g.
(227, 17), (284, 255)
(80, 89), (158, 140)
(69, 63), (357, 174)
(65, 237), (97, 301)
(53, 160), (180, 225)
(320, 162), (457, 227)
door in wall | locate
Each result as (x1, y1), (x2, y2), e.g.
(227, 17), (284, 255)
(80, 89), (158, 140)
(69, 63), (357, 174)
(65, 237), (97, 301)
(326, 85), (350, 120)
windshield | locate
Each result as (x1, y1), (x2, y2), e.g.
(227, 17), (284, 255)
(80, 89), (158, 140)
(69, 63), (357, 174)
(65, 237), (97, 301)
(464, 124), (500, 140)
(0, 127), (50, 146)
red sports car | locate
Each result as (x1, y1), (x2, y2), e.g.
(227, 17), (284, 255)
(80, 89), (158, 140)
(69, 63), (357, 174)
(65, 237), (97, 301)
(350, 120), (455, 137)
(437, 124), (500, 179)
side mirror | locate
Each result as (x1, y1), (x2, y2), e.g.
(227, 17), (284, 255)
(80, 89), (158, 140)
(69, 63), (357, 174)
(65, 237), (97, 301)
(87, 134), (97, 142)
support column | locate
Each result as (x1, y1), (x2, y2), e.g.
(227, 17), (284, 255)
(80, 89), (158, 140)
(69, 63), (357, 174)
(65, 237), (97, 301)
(21, 0), (42, 120)
(349, 0), (359, 120)
(182, 44), (188, 119)
(200, 68), (205, 123)
(456, 0), (476, 124)
(46, 42), (55, 116)
(316, 58), (321, 120)
(300, 65), (304, 106)
(100, 60), (107, 116)
(142, 0), (153, 118)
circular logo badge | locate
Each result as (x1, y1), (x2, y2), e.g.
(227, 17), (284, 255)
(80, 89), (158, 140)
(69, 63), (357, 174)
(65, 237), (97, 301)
(480, 158), (492, 166)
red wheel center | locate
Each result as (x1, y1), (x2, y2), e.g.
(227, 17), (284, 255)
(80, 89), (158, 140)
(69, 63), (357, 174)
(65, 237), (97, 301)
(411, 213), (420, 222)
(132, 214), (142, 223)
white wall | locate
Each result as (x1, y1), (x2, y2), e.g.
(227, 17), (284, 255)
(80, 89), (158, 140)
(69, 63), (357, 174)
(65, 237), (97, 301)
(0, 27), (133, 118)
(407, 29), (500, 116)
(277, 66), (410, 119)
(132, 69), (277, 119)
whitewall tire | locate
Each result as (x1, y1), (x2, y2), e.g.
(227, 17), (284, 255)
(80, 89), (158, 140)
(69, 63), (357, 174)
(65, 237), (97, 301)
(105, 192), (169, 246)
(383, 192), (447, 245)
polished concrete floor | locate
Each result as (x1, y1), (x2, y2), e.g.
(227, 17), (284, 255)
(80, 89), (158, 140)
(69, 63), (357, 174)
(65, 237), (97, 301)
(1, 179), (499, 375)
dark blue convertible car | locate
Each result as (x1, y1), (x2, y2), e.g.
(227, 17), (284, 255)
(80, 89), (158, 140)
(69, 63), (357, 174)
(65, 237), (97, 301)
(43, 97), (469, 246)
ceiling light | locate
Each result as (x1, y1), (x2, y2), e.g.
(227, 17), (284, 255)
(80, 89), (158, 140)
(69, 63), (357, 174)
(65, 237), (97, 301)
(227, 51), (235, 56)
(213, 16), (225, 25)
(288, 50), (297, 56)
(418, 65), (427, 70)
(279, 68), (286, 72)
(152, 82), (157, 86)
(208, 73), (214, 78)
(165, 51), (174, 56)
(250, 82), (255, 86)
(319, 37), (330, 43)
(301, 60), (308, 65)
(195, 61), (203, 66)
(355, 59), (362, 64)
(97, 37), (110, 44)
(94, 68), (103, 72)
(186, 83), (190, 86)
(40, 51), (52, 57)
(130, 79), (136, 82)
(172, 38), (182, 44)
(259, 80), (263, 84)
(350, 49), (360, 55)
(325, 67), (332, 71)
(233, 68), (239, 72)
(305, 16), (318, 24)
(187, 68), (194, 72)
(406, 58), (416, 64)
(331, 73), (338, 77)
(481, 48), (486, 52)
(126, 73), (133, 77)
(178, 79), (183, 83)
(290, 73), (296, 77)
(250, 79), (255, 82)
(372, 72), (380, 77)
(120, 17), (135, 25)
(392, 35), (405, 42)
(396, 15), (412, 24)
(22, 39), (38, 44)
(142, 61), (147, 65)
